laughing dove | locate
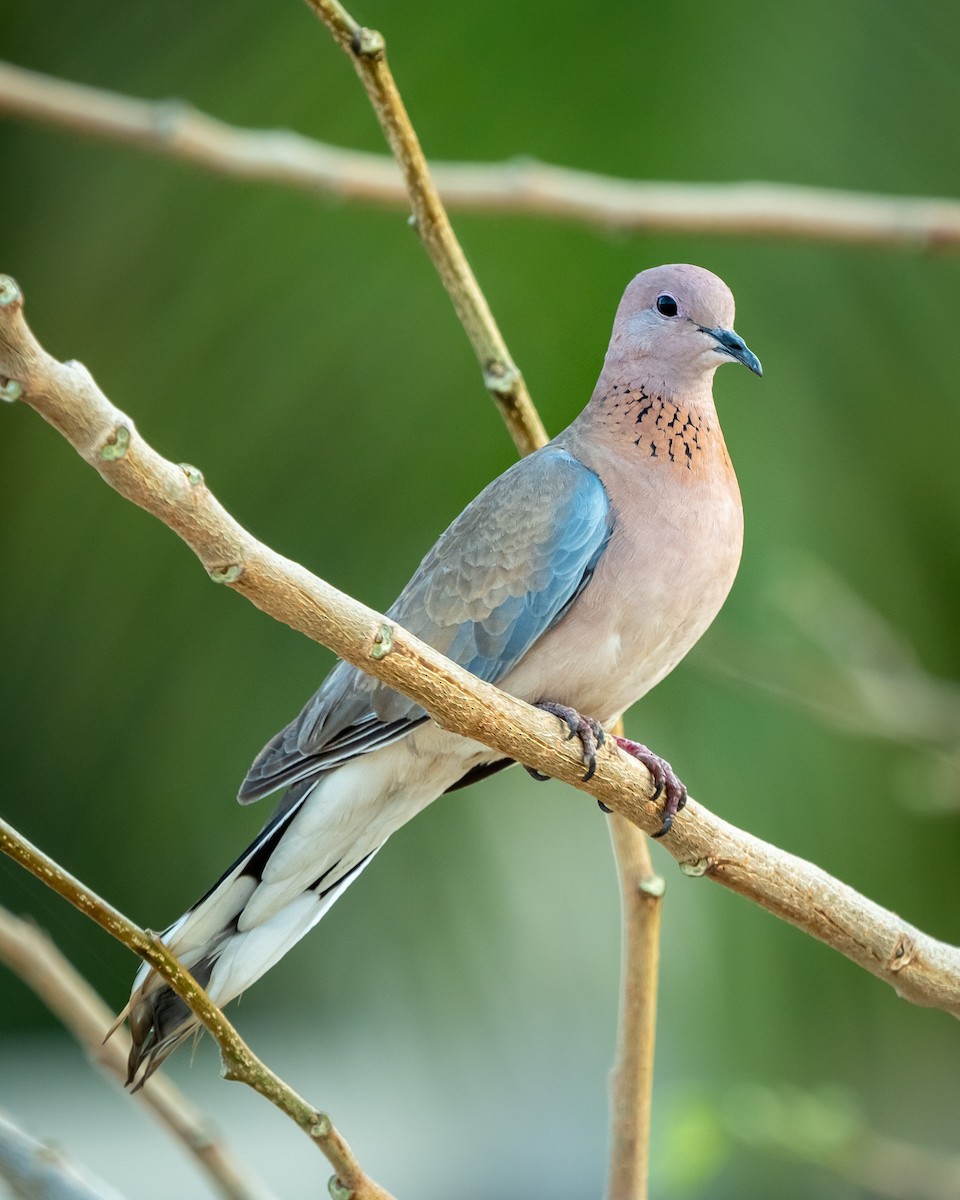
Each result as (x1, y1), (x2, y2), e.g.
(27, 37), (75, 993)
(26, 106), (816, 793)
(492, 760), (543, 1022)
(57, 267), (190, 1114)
(123, 263), (761, 1082)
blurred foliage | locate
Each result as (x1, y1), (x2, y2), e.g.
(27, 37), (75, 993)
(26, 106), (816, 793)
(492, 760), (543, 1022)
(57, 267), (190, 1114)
(1, 0), (959, 1197)
(657, 1082), (960, 1200)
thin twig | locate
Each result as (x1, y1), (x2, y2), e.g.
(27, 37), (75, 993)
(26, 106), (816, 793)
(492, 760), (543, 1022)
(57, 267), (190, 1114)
(3, 60), (960, 252)
(0, 907), (276, 1200)
(828, 1128), (960, 1199)
(704, 551), (960, 763)
(3, 278), (959, 1017)
(0, 1109), (128, 1200)
(604, 722), (662, 1200)
(0, 825), (395, 1200)
(297, 11), (545, 456)
(724, 1084), (960, 1200)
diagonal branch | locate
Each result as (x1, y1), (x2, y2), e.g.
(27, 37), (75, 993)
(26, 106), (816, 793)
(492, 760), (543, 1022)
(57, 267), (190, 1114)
(0, 822), (395, 1200)
(3, 277), (959, 1018)
(723, 1082), (960, 1200)
(298, 6), (546, 456)
(0, 1109), (128, 1200)
(0, 907), (277, 1200)
(3, 59), (960, 252)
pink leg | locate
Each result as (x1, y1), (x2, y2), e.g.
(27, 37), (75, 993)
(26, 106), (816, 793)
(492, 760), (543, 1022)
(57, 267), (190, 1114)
(526, 701), (606, 783)
(615, 737), (688, 838)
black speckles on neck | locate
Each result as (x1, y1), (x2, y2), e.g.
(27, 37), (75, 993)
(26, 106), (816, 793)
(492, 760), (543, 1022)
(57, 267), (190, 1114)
(625, 391), (709, 470)
(593, 383), (720, 472)
(605, 381), (643, 410)
(589, 380), (731, 481)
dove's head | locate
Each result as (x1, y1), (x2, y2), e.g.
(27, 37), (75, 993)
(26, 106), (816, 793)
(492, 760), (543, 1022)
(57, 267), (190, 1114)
(606, 264), (762, 395)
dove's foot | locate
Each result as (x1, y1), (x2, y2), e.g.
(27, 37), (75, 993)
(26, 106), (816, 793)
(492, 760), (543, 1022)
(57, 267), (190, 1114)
(525, 702), (606, 785)
(615, 736), (687, 838)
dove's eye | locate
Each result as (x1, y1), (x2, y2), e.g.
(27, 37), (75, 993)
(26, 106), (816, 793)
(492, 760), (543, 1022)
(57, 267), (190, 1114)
(656, 294), (679, 318)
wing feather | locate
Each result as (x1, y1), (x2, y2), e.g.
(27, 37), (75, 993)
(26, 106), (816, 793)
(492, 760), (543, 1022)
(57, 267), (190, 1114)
(238, 447), (613, 803)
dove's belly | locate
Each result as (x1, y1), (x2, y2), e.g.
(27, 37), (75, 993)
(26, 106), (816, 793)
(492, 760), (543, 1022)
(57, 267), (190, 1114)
(498, 467), (744, 723)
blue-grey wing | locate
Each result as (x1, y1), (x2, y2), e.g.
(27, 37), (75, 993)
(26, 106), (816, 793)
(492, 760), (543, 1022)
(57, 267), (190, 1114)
(238, 447), (613, 802)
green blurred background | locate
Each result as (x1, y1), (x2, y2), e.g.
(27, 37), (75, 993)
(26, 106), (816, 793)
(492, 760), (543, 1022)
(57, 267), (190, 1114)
(2, 1), (959, 1196)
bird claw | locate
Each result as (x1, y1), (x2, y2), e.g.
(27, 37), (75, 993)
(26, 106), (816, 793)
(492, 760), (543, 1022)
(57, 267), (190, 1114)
(614, 736), (687, 838)
(533, 701), (606, 784)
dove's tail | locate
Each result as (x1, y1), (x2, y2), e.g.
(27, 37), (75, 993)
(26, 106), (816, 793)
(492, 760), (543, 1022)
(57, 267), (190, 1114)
(119, 760), (398, 1088)
(118, 727), (489, 1086)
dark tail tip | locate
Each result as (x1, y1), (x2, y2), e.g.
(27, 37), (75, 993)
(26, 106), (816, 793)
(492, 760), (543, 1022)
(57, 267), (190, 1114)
(124, 986), (197, 1088)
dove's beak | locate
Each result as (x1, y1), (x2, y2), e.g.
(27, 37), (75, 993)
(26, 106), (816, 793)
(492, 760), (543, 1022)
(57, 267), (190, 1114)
(702, 326), (763, 377)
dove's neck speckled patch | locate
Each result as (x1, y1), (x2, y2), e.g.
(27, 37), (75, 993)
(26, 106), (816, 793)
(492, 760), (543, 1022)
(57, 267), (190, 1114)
(591, 380), (732, 477)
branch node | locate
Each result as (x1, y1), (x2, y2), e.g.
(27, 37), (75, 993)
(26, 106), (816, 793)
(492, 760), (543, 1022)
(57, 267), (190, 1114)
(0, 274), (23, 308)
(99, 424), (131, 461)
(308, 1114), (333, 1139)
(208, 563), (244, 584)
(637, 873), (666, 898)
(350, 26), (385, 59)
(215, 1046), (247, 1082)
(151, 98), (191, 139)
(679, 858), (712, 878)
(179, 462), (205, 487)
(0, 376), (22, 403)
(889, 933), (917, 973)
(369, 622), (394, 659)
(328, 1177), (353, 1200)
(482, 359), (521, 396)
(63, 359), (96, 387)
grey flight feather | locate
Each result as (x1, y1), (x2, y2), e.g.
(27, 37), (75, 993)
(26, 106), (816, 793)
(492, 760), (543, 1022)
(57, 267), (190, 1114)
(237, 447), (614, 804)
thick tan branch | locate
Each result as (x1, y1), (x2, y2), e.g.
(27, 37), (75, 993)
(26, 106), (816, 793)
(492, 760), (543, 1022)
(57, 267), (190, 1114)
(0, 825), (395, 1200)
(0, 907), (276, 1200)
(3, 60), (960, 252)
(2, 277), (959, 1017)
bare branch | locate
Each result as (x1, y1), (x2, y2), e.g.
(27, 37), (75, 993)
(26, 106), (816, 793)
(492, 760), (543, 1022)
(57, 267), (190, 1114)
(298, 8), (546, 457)
(0, 907), (276, 1200)
(3, 59), (960, 252)
(0, 824), (395, 1200)
(605, 808), (663, 1200)
(3, 278), (959, 1018)
(703, 553), (960, 776)
(0, 1109), (128, 1200)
